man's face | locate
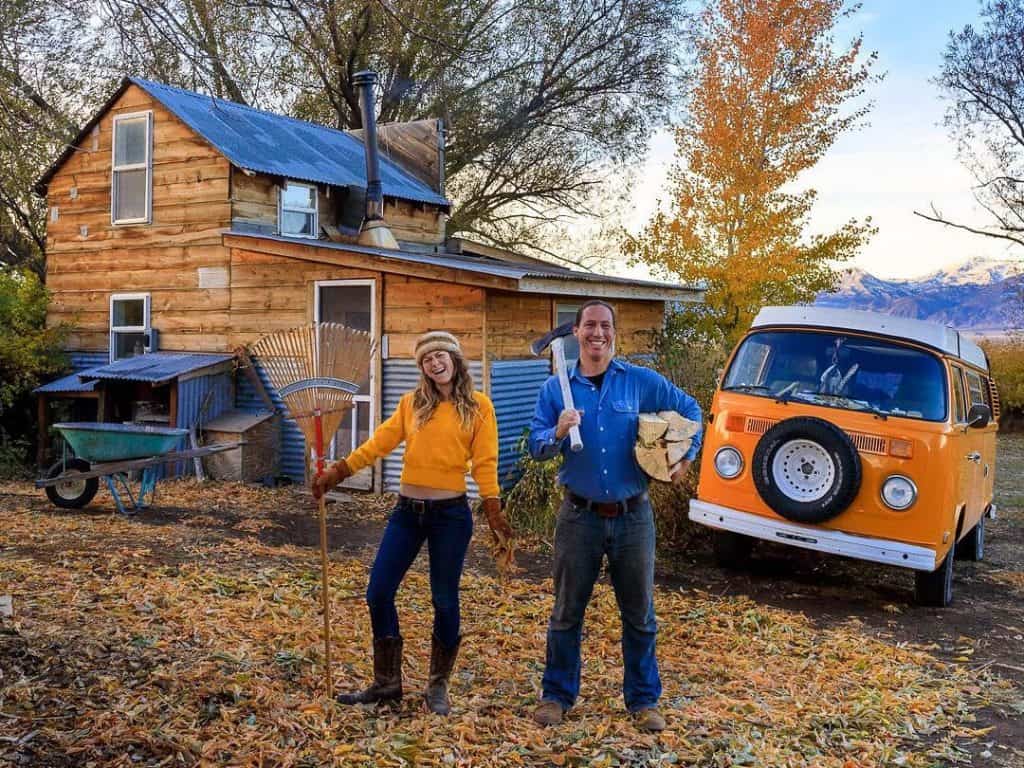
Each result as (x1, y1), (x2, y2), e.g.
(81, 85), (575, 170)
(574, 304), (615, 366)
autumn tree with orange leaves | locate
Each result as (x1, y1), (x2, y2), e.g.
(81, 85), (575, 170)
(627, 0), (879, 344)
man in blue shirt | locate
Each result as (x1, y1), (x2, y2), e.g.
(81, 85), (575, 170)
(528, 300), (703, 732)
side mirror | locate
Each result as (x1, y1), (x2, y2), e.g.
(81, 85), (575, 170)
(967, 403), (991, 429)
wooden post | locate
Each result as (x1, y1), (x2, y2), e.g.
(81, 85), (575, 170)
(37, 395), (48, 467)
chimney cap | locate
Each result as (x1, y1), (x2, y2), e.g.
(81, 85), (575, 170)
(352, 70), (378, 87)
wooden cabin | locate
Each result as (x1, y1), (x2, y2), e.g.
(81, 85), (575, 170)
(35, 76), (701, 492)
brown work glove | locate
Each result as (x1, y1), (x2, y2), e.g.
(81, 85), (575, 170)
(481, 496), (517, 576)
(311, 458), (353, 499)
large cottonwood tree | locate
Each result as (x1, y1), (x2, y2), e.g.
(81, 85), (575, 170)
(919, 0), (1024, 248)
(626, 0), (877, 343)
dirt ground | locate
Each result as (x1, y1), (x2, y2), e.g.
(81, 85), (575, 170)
(1, 436), (1023, 766)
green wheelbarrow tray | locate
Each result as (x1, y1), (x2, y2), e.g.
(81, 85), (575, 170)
(53, 422), (189, 462)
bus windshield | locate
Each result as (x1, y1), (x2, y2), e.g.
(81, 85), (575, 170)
(722, 330), (948, 421)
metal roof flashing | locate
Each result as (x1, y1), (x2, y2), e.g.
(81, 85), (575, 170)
(750, 306), (989, 371)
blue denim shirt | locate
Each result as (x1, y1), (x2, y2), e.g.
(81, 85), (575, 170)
(528, 358), (703, 502)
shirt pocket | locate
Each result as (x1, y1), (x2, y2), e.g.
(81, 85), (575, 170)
(609, 399), (639, 437)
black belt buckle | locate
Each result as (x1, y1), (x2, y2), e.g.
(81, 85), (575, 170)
(410, 498), (427, 516)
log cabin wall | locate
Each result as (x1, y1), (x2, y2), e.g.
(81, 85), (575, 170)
(45, 84), (232, 353)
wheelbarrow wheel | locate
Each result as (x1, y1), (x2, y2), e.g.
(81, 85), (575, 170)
(45, 459), (98, 509)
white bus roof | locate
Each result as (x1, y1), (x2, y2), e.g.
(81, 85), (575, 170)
(750, 306), (988, 372)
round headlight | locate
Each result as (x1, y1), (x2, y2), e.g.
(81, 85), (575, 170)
(881, 475), (917, 510)
(714, 446), (744, 479)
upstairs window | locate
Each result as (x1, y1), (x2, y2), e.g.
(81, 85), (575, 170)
(111, 112), (152, 224)
(110, 293), (151, 362)
(279, 181), (318, 238)
(555, 302), (582, 362)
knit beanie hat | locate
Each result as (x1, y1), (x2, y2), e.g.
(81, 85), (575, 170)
(415, 331), (461, 366)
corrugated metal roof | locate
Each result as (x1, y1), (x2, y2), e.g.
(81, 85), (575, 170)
(34, 368), (102, 394)
(131, 78), (449, 208)
(227, 232), (700, 299)
(81, 352), (234, 385)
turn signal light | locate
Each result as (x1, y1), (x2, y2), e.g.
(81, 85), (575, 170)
(889, 439), (913, 458)
(725, 414), (746, 432)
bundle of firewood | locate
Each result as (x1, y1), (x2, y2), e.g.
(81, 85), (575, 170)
(634, 411), (701, 482)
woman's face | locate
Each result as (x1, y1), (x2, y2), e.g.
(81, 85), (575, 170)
(421, 350), (455, 387)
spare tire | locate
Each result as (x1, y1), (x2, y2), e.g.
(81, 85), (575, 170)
(752, 416), (861, 524)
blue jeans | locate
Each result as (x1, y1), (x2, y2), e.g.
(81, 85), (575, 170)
(365, 496), (473, 649)
(541, 493), (660, 712)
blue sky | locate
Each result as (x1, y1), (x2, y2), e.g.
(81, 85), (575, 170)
(627, 0), (1023, 279)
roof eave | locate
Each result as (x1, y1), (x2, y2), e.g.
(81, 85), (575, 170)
(517, 276), (704, 302)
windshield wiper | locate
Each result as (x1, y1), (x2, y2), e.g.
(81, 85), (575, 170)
(721, 384), (771, 393)
(792, 392), (889, 420)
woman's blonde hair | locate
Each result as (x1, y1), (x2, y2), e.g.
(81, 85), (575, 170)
(412, 347), (480, 430)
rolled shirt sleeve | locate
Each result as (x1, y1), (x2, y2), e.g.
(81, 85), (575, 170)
(528, 377), (565, 461)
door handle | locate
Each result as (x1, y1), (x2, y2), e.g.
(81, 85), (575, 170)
(965, 451), (981, 463)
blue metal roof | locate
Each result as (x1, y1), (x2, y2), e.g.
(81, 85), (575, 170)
(80, 352), (234, 385)
(34, 368), (102, 394)
(129, 78), (449, 208)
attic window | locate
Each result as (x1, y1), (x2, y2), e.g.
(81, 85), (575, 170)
(279, 181), (318, 238)
(111, 112), (152, 225)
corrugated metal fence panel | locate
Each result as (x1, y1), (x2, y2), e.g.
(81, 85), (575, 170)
(236, 361), (306, 482)
(381, 360), (483, 498)
(491, 358), (551, 487)
(171, 372), (235, 477)
(69, 351), (108, 371)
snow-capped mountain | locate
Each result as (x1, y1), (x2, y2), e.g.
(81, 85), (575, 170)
(814, 257), (1023, 333)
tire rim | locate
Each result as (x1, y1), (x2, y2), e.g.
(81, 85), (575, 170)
(55, 474), (87, 500)
(771, 439), (836, 502)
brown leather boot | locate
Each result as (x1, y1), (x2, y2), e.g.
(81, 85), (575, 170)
(424, 634), (460, 715)
(336, 636), (403, 705)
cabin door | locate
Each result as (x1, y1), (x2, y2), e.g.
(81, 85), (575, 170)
(315, 279), (376, 491)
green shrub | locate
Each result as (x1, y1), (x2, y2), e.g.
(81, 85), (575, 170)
(504, 433), (563, 539)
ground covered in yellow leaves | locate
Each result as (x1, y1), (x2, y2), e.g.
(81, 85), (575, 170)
(1, 480), (1020, 767)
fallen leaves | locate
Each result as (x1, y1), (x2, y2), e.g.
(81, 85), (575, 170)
(0, 480), (1018, 767)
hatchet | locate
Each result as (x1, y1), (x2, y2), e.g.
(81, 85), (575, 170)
(530, 321), (583, 452)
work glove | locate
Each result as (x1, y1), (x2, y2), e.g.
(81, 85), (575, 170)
(311, 458), (353, 499)
(481, 496), (517, 576)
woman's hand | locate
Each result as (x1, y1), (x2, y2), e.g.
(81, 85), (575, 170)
(311, 458), (353, 499)
(481, 497), (517, 576)
(482, 496), (513, 539)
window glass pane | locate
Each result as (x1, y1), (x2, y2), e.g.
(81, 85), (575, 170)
(722, 330), (948, 421)
(114, 169), (148, 220)
(318, 284), (371, 392)
(965, 371), (986, 406)
(113, 298), (145, 327)
(114, 117), (148, 166)
(283, 183), (315, 209)
(281, 210), (314, 236)
(114, 332), (147, 360)
(951, 366), (967, 422)
(556, 303), (581, 362)
(356, 401), (370, 445)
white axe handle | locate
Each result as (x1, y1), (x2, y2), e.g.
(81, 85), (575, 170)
(551, 336), (583, 452)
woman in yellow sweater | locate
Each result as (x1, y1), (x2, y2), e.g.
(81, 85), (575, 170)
(312, 330), (511, 715)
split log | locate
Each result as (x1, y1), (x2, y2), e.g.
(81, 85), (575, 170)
(635, 410), (700, 482)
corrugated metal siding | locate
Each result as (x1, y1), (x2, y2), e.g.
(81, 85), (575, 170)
(381, 360), (483, 498)
(491, 359), (551, 488)
(169, 372), (234, 477)
(236, 361), (306, 482)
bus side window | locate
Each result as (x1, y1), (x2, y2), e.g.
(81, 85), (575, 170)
(950, 364), (967, 424)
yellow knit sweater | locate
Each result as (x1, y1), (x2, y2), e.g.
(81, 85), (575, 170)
(344, 391), (500, 498)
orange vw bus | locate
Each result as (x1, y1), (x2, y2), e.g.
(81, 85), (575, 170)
(689, 307), (998, 606)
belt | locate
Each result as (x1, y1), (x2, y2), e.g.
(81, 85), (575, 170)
(568, 491), (646, 518)
(398, 495), (467, 515)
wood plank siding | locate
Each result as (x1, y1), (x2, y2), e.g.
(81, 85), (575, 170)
(45, 84), (231, 352)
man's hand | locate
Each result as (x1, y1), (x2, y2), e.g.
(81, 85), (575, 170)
(555, 409), (583, 440)
(311, 458), (353, 499)
(670, 459), (693, 485)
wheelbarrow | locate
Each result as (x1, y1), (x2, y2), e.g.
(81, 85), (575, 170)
(36, 422), (241, 515)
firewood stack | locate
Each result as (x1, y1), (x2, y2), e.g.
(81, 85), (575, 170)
(634, 411), (701, 482)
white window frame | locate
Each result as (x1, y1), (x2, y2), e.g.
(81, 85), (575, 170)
(109, 292), (151, 363)
(110, 111), (153, 225)
(278, 180), (319, 239)
(555, 301), (582, 364)
(314, 279), (377, 489)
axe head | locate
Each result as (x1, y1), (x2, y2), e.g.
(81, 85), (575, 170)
(530, 320), (575, 356)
